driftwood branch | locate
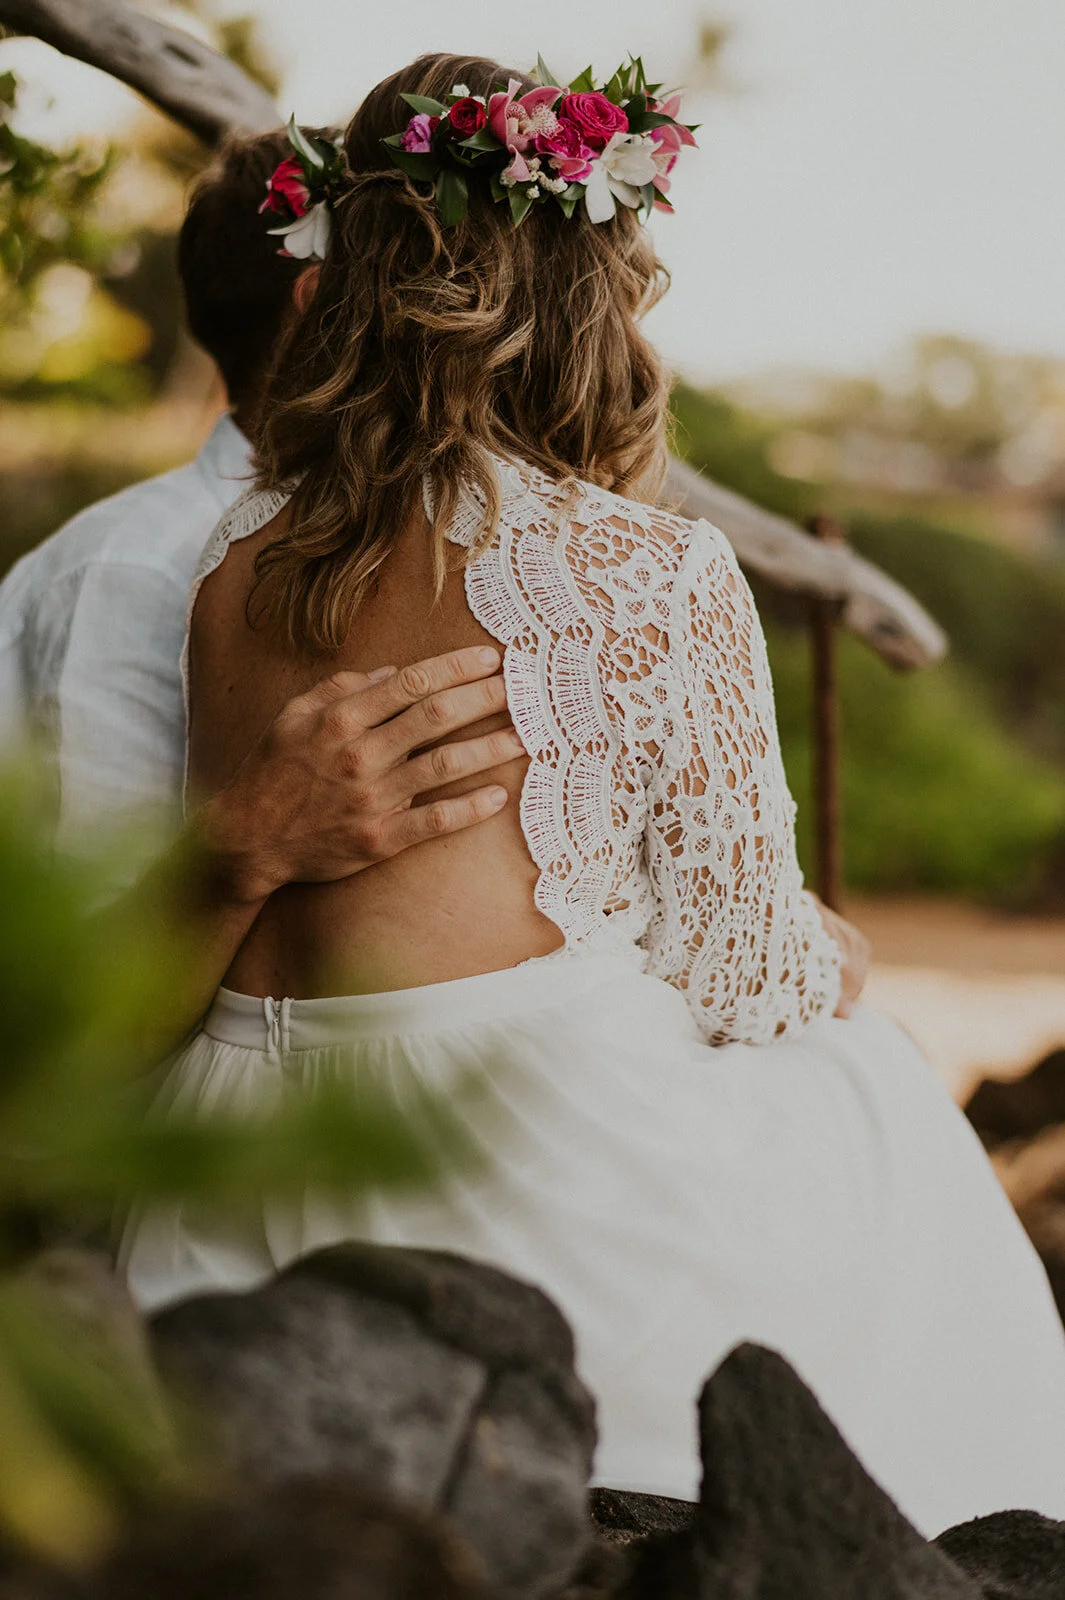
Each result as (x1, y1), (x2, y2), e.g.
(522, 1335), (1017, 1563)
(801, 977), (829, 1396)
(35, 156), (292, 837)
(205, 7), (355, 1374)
(664, 458), (948, 670)
(0, 0), (280, 145)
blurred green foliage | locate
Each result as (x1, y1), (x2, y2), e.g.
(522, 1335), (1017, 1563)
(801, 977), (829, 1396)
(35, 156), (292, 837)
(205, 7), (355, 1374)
(767, 625), (1065, 901)
(848, 515), (1065, 764)
(671, 380), (817, 521)
(671, 381), (1065, 904)
(0, 72), (115, 308)
(0, 764), (479, 1569)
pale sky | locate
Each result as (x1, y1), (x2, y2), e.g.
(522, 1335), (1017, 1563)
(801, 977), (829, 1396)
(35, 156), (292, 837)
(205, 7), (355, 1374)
(4, 0), (1064, 382)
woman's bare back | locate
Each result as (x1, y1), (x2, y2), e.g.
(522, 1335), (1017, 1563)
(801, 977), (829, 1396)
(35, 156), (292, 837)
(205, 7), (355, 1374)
(188, 504), (563, 999)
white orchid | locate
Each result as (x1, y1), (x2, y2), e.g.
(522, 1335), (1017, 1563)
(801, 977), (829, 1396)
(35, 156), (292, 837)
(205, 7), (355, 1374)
(267, 199), (332, 261)
(582, 132), (660, 224)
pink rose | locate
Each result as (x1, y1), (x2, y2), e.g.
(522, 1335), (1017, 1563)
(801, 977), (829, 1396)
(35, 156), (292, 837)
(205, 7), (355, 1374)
(558, 92), (628, 151)
(259, 155), (310, 219)
(534, 121), (595, 182)
(400, 112), (439, 153)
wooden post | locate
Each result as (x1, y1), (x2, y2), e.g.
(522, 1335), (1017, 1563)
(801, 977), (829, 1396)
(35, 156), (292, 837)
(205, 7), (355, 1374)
(807, 515), (846, 911)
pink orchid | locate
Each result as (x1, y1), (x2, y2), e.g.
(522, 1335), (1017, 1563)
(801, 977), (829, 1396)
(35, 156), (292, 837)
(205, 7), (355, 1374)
(400, 112), (439, 153)
(259, 156), (310, 219)
(488, 78), (562, 166)
(535, 120), (595, 182)
(648, 91), (698, 159)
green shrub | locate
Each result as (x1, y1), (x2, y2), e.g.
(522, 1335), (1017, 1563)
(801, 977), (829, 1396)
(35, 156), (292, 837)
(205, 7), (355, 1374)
(849, 515), (1065, 763)
(766, 624), (1065, 901)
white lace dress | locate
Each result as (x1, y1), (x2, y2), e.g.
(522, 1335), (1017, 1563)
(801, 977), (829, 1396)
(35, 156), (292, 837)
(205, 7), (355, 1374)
(122, 456), (1065, 1535)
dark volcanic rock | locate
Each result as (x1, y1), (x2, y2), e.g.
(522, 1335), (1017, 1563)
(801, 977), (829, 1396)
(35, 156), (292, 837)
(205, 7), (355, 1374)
(936, 1510), (1065, 1598)
(150, 1244), (597, 1600)
(84, 1479), (488, 1600)
(622, 1343), (981, 1599)
(966, 1051), (1065, 1150)
(589, 1488), (696, 1547)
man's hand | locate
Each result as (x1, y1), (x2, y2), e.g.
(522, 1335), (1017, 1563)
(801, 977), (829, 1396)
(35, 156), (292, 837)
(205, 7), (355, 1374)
(198, 646), (521, 906)
(812, 897), (871, 1019)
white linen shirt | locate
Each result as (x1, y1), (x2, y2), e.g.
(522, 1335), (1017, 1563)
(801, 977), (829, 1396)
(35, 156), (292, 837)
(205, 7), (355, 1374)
(0, 414), (251, 858)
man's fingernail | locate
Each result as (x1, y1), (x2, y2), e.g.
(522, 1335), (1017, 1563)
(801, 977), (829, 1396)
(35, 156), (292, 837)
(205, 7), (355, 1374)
(369, 666), (397, 682)
(477, 648), (500, 668)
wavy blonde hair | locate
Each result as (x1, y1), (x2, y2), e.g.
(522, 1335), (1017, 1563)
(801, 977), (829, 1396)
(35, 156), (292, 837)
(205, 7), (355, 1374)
(252, 52), (671, 655)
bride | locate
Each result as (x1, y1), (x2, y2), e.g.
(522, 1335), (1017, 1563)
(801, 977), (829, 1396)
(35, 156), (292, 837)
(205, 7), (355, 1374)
(122, 52), (1065, 1534)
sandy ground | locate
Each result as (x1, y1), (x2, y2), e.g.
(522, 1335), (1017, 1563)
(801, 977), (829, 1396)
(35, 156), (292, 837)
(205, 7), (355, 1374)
(849, 897), (1065, 1103)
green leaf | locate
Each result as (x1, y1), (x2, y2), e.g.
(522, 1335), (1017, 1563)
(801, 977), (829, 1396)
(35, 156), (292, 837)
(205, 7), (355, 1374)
(381, 140), (440, 182)
(287, 113), (326, 173)
(489, 172), (507, 203)
(602, 70), (625, 105)
(556, 190), (580, 219)
(508, 186), (535, 227)
(0, 71), (16, 111)
(627, 110), (677, 134)
(458, 128), (500, 153)
(400, 93), (448, 117)
(535, 54), (564, 89)
(639, 181), (657, 218)
(435, 163), (469, 227)
(568, 66), (595, 92)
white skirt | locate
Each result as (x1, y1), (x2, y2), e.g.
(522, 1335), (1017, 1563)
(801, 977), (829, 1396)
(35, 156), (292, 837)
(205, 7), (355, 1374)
(121, 952), (1065, 1536)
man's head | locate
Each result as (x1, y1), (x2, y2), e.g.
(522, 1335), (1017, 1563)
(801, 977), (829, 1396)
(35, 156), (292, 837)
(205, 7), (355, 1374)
(178, 127), (330, 415)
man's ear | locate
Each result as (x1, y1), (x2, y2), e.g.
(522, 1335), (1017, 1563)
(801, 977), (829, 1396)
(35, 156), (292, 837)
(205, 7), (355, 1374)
(294, 264), (321, 312)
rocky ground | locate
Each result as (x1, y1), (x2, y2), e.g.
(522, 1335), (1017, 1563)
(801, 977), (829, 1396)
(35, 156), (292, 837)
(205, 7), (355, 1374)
(4, 1243), (1065, 1600)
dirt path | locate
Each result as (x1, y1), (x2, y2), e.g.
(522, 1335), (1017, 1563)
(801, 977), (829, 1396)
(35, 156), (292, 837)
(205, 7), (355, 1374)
(849, 896), (1065, 977)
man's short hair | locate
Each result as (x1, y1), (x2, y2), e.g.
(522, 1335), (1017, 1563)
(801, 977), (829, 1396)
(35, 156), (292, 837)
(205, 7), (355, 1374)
(178, 127), (318, 409)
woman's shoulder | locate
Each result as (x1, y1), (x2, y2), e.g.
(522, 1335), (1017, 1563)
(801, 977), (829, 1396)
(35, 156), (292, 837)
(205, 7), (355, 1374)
(506, 454), (721, 578)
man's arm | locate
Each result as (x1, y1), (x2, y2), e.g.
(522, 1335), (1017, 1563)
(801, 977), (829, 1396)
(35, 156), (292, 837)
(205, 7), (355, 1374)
(99, 646), (516, 1066)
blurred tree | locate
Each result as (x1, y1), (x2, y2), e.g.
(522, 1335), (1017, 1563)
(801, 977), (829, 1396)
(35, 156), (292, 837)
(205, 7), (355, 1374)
(0, 2), (280, 406)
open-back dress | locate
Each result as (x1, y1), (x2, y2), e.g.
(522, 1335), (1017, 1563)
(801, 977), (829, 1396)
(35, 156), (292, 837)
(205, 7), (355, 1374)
(121, 454), (1065, 1535)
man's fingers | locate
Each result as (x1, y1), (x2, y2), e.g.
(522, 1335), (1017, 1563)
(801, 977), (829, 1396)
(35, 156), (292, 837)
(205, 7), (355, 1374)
(384, 726), (525, 804)
(301, 666), (395, 709)
(381, 784), (509, 853)
(370, 675), (509, 765)
(357, 647), (502, 728)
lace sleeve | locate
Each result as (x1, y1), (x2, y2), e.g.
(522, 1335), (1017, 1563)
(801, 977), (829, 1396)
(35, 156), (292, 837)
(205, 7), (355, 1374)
(642, 519), (842, 1045)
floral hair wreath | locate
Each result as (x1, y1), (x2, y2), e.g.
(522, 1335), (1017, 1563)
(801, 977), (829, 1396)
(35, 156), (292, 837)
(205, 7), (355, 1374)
(259, 116), (346, 260)
(383, 56), (697, 229)
(259, 59), (697, 258)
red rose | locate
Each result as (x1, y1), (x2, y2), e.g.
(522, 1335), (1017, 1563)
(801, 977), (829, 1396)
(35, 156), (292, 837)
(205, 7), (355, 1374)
(258, 155), (310, 219)
(557, 91), (628, 151)
(446, 97), (488, 138)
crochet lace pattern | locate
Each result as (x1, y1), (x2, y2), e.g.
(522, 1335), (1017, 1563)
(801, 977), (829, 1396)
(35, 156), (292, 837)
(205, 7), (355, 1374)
(185, 455), (841, 1046)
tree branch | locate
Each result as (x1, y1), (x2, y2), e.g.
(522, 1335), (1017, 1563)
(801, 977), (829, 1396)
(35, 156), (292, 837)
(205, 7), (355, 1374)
(0, 0), (280, 145)
(664, 457), (948, 670)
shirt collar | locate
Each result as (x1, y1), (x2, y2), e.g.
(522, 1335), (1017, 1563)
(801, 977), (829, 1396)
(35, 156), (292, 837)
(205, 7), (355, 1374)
(194, 413), (255, 511)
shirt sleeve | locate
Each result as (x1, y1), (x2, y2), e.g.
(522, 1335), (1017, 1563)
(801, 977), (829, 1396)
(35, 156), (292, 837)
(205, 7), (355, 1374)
(642, 519), (842, 1045)
(0, 594), (31, 752)
(42, 562), (189, 875)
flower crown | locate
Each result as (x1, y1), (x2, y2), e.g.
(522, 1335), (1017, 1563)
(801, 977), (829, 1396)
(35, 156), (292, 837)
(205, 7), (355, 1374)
(259, 117), (345, 260)
(383, 56), (697, 228)
(259, 60), (697, 258)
